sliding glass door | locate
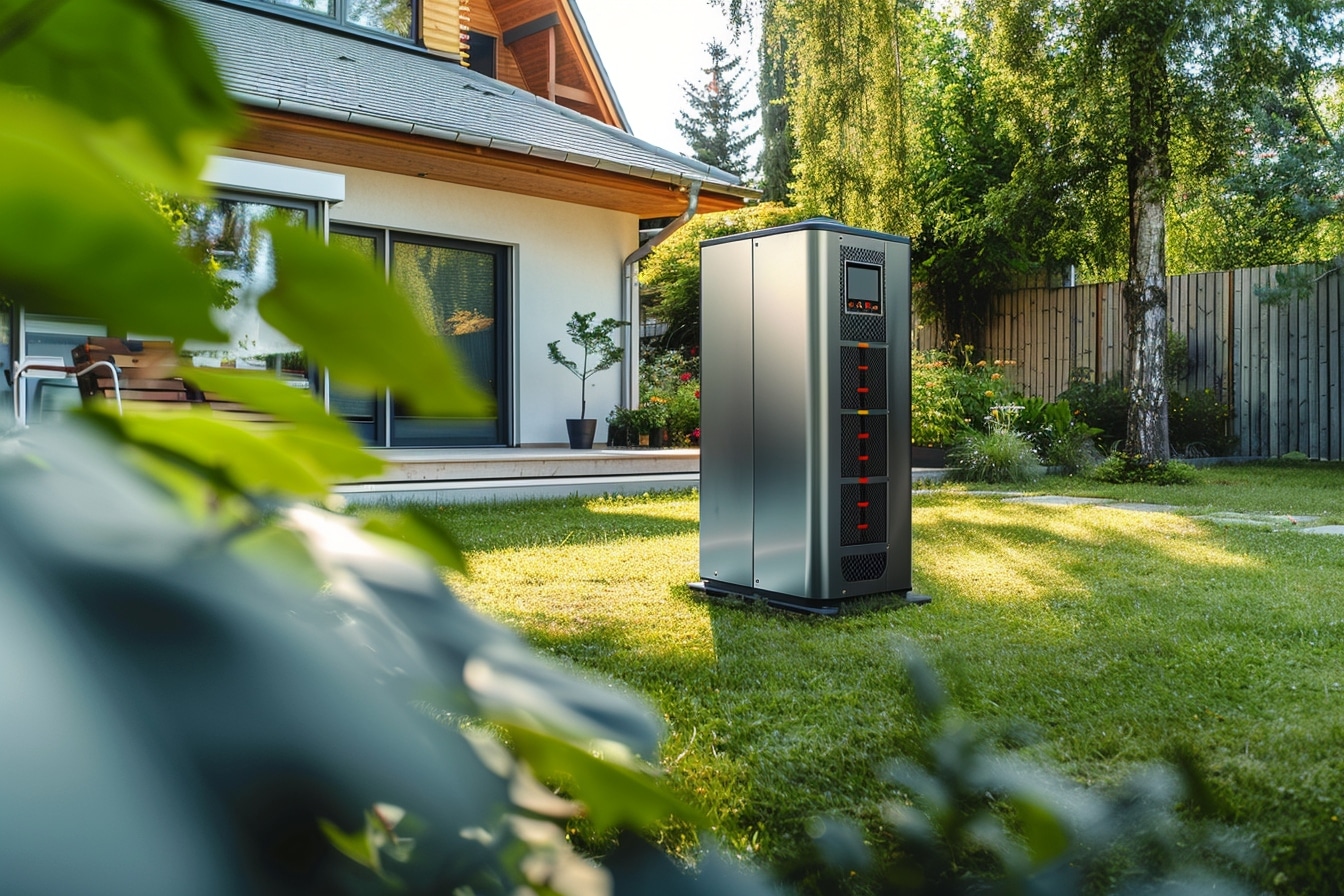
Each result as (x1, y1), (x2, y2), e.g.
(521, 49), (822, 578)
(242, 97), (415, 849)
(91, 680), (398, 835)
(329, 226), (510, 447)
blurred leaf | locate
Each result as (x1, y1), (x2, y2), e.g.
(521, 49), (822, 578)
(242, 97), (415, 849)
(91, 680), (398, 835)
(179, 368), (364, 442)
(603, 836), (782, 896)
(1012, 797), (1071, 866)
(464, 640), (663, 759)
(260, 223), (494, 418)
(883, 759), (952, 817)
(228, 524), (328, 594)
(91, 409), (331, 497)
(265, 427), (385, 482)
(894, 638), (947, 718)
(501, 724), (706, 834)
(360, 506), (468, 575)
(0, 90), (226, 341)
(0, 0), (240, 184)
(804, 816), (872, 875)
(318, 817), (386, 879)
(0, 427), (516, 893)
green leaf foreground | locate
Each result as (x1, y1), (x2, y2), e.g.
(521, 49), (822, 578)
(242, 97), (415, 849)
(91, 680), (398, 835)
(501, 724), (709, 834)
(0, 89), (226, 341)
(261, 223), (494, 419)
(0, 0), (240, 186)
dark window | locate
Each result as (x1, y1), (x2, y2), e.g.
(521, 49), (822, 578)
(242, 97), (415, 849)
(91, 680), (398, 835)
(256, 0), (414, 41)
(328, 225), (511, 448)
(464, 31), (496, 79)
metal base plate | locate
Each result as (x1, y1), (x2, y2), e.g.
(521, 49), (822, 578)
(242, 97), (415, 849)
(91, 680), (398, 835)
(689, 580), (930, 616)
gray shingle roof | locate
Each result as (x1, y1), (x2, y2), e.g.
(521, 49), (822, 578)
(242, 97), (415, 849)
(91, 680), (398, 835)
(176, 0), (754, 198)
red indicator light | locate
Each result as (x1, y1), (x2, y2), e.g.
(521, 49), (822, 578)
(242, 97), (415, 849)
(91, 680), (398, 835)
(859, 455), (869, 462)
(857, 501), (870, 509)
(858, 342), (869, 349)
(857, 365), (869, 371)
(857, 523), (870, 531)
(857, 387), (869, 394)
(858, 477), (869, 484)
(857, 432), (870, 440)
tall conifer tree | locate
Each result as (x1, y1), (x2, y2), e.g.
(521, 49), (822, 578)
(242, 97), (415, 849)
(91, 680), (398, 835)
(675, 40), (757, 177)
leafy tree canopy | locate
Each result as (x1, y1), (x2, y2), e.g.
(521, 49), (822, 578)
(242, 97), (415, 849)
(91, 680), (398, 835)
(638, 202), (808, 350)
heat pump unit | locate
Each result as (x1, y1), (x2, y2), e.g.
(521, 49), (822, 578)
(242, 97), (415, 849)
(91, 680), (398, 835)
(696, 218), (923, 613)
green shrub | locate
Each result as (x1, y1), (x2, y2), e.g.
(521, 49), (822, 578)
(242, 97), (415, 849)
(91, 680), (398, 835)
(1089, 451), (1198, 484)
(1058, 369), (1128, 450)
(911, 345), (1023, 445)
(787, 646), (1256, 895)
(1060, 368), (1235, 459)
(639, 348), (700, 445)
(664, 379), (701, 445)
(1169, 388), (1235, 456)
(1017, 397), (1105, 473)
(947, 428), (1045, 483)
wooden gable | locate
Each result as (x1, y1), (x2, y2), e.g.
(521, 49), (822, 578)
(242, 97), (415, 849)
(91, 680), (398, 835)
(422, 0), (624, 130)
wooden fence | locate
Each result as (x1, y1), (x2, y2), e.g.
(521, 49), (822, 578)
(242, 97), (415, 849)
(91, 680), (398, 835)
(913, 263), (1344, 460)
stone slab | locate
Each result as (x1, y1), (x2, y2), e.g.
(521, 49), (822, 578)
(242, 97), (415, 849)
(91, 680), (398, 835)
(1105, 503), (1178, 513)
(1005, 495), (1111, 506)
(1299, 525), (1344, 536)
(1198, 512), (1321, 528)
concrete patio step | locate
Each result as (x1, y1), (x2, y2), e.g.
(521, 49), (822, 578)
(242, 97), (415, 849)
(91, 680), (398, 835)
(335, 446), (947, 504)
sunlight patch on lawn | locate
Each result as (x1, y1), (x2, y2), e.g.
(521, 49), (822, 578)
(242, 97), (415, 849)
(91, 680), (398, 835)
(450, 534), (717, 662)
(584, 493), (699, 523)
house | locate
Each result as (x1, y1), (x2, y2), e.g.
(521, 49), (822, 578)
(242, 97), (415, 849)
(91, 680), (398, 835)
(4, 0), (754, 455)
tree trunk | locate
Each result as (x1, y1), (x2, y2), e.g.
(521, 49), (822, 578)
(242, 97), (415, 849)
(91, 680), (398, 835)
(1123, 64), (1171, 463)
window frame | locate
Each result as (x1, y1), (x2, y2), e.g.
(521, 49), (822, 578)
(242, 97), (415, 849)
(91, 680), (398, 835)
(222, 0), (420, 46)
(329, 223), (513, 449)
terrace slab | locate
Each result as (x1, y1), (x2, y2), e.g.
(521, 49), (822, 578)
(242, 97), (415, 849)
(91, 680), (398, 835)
(1004, 495), (1112, 506)
(1299, 525), (1344, 535)
(1198, 512), (1321, 528)
(1105, 503), (1178, 513)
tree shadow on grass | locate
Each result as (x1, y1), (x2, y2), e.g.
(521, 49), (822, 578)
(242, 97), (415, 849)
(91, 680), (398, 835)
(412, 491), (701, 552)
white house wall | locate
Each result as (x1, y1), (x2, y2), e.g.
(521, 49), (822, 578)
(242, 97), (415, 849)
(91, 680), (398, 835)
(219, 150), (638, 447)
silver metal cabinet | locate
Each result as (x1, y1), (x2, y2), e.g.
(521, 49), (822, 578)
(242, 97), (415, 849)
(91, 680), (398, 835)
(697, 218), (916, 612)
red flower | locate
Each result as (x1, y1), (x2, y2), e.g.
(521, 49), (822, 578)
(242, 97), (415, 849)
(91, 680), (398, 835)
(680, 372), (692, 382)
(693, 428), (701, 439)
(694, 390), (700, 399)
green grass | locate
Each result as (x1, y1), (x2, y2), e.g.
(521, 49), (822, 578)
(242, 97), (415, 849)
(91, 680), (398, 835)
(422, 460), (1344, 894)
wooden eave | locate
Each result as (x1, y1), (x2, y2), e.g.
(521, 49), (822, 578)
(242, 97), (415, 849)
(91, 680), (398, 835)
(234, 107), (746, 217)
(489, 0), (621, 128)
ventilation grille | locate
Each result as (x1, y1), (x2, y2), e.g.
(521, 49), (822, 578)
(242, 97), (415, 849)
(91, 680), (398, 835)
(840, 413), (888, 478)
(840, 245), (887, 343)
(840, 481), (888, 546)
(840, 346), (888, 410)
(842, 551), (888, 583)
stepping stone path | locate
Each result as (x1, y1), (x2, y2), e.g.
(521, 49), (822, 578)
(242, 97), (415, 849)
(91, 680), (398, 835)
(927, 492), (1344, 535)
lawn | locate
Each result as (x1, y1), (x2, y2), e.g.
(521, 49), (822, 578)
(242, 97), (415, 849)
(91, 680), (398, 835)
(424, 460), (1344, 894)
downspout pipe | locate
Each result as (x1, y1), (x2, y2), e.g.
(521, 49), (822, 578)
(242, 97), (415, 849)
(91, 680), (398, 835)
(620, 180), (701, 409)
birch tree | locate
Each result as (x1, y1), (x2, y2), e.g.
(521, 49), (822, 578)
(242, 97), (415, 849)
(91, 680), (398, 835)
(974, 0), (1344, 462)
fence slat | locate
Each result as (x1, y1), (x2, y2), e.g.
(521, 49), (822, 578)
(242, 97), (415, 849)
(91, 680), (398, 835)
(913, 262), (1338, 458)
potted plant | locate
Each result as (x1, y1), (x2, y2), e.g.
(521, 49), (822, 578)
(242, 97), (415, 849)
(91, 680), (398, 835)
(547, 312), (628, 449)
(605, 406), (637, 447)
(642, 395), (670, 447)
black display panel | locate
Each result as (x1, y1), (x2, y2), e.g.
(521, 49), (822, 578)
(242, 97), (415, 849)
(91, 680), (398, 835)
(844, 260), (883, 315)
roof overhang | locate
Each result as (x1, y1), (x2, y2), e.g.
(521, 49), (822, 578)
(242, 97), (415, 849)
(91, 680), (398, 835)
(233, 106), (752, 217)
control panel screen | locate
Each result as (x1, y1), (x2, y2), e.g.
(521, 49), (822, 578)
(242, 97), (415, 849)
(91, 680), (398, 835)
(844, 261), (883, 316)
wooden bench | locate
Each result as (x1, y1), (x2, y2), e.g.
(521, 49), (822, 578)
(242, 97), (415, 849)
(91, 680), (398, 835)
(73, 338), (199, 411)
(72, 338), (283, 423)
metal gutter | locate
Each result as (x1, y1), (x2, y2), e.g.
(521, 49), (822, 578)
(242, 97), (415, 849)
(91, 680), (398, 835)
(620, 180), (701, 408)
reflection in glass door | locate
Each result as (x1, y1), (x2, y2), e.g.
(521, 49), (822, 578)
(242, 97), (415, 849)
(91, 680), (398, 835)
(390, 236), (507, 446)
(326, 229), (383, 443)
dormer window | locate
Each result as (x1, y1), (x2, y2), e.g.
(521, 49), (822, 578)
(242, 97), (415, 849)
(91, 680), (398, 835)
(267, 0), (414, 40)
(463, 31), (496, 78)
